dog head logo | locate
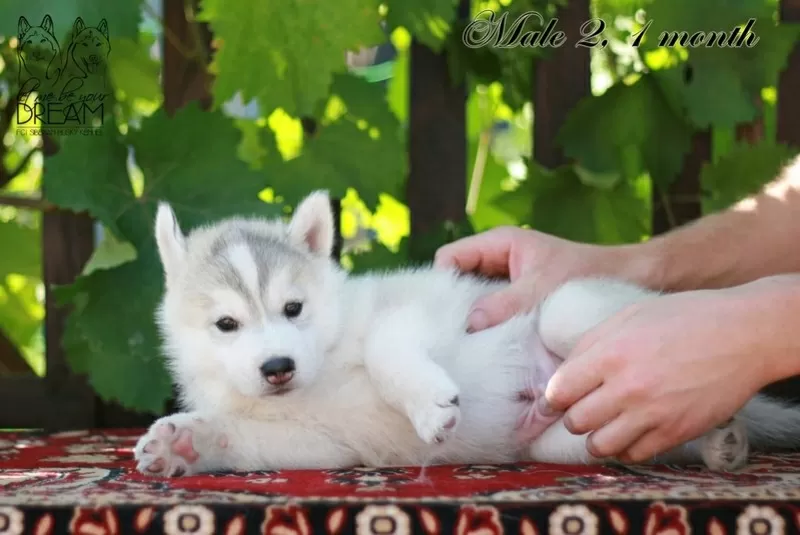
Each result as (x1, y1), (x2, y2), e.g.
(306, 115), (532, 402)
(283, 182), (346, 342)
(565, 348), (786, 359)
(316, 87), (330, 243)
(17, 15), (61, 81)
(68, 17), (110, 77)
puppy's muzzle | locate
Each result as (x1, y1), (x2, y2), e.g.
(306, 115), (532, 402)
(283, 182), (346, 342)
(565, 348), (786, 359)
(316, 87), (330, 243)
(260, 357), (295, 386)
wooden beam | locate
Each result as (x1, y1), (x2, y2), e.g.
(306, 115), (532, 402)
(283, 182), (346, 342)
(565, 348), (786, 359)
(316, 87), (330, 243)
(0, 377), (94, 430)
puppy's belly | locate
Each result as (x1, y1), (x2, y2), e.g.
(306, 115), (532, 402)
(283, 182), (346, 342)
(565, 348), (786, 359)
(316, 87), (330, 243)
(447, 315), (561, 434)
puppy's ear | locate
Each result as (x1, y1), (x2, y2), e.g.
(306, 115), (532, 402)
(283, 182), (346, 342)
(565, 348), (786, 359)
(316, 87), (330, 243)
(41, 15), (54, 35)
(288, 190), (334, 257)
(97, 19), (108, 40)
(155, 202), (187, 277)
(73, 17), (85, 35)
(18, 16), (31, 40)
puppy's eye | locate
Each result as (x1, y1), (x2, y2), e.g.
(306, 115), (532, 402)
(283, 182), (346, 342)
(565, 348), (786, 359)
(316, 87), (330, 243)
(215, 316), (239, 332)
(283, 301), (303, 318)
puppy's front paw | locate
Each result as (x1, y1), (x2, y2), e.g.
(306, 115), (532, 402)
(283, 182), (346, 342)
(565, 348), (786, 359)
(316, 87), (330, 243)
(408, 382), (462, 445)
(134, 413), (226, 477)
(699, 418), (749, 471)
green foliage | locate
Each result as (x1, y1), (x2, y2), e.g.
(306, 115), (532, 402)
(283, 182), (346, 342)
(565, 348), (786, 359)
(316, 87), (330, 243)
(0, 215), (43, 373)
(643, 0), (800, 129)
(558, 74), (693, 189)
(275, 74), (406, 209)
(200, 0), (385, 116)
(493, 162), (650, 243)
(0, 1), (141, 41)
(0, 0), (797, 414)
(385, 0), (458, 51)
(701, 141), (800, 213)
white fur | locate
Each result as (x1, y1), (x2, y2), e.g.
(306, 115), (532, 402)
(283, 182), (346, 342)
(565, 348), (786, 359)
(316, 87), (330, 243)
(135, 192), (800, 477)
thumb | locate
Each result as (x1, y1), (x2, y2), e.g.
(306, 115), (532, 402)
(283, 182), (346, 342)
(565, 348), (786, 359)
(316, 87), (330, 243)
(467, 280), (538, 332)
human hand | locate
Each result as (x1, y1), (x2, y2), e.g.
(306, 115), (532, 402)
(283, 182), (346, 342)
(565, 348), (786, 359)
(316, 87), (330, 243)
(434, 227), (635, 332)
(544, 278), (799, 462)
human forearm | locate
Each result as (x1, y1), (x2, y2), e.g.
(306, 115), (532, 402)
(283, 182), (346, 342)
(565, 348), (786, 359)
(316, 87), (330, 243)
(613, 155), (800, 292)
(731, 274), (800, 386)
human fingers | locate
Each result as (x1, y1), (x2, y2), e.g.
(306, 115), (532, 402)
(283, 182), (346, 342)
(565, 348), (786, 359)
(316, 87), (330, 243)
(433, 228), (516, 276)
(561, 385), (622, 436)
(585, 412), (656, 459)
(467, 278), (538, 332)
(616, 425), (685, 464)
(544, 348), (606, 412)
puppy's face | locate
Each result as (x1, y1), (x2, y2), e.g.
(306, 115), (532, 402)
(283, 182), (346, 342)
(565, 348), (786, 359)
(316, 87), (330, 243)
(154, 192), (343, 401)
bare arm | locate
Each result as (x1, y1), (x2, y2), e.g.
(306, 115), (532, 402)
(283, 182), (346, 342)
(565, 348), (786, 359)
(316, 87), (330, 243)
(626, 155), (800, 292)
(435, 155), (800, 331)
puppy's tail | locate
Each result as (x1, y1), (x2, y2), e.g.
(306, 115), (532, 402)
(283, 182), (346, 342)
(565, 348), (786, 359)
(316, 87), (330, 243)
(739, 394), (800, 451)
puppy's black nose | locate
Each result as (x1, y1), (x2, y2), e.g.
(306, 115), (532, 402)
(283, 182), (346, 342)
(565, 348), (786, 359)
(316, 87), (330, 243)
(260, 357), (295, 384)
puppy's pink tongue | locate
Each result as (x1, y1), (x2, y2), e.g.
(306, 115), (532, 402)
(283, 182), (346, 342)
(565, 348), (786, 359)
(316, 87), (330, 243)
(267, 372), (294, 385)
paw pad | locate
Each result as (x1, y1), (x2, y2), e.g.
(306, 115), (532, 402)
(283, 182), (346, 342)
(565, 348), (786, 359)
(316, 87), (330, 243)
(135, 418), (206, 477)
(700, 419), (749, 472)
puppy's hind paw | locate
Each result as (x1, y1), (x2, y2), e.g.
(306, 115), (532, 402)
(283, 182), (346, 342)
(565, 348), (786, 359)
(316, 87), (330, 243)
(700, 418), (749, 471)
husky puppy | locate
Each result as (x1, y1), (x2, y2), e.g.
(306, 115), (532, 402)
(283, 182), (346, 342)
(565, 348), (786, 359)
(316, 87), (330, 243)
(134, 191), (800, 477)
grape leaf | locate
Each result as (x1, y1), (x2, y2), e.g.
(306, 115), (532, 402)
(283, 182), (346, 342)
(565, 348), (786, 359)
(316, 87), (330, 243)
(701, 142), (800, 213)
(48, 103), (282, 413)
(642, 0), (772, 39)
(200, 0), (385, 116)
(642, 1), (799, 129)
(121, 104), (281, 244)
(108, 36), (162, 104)
(652, 62), (756, 129)
(0, 217), (42, 357)
(494, 163), (648, 244)
(43, 119), (132, 238)
(56, 255), (173, 413)
(557, 74), (693, 189)
(0, 217), (40, 279)
(271, 74), (406, 209)
(81, 227), (138, 276)
(0, 277), (43, 363)
(384, 0), (458, 51)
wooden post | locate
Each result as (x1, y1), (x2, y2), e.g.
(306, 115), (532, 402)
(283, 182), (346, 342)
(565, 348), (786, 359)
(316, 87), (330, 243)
(406, 0), (470, 260)
(652, 132), (709, 235)
(162, 0), (213, 116)
(533, 0), (591, 169)
(39, 207), (97, 430)
(735, 97), (764, 145)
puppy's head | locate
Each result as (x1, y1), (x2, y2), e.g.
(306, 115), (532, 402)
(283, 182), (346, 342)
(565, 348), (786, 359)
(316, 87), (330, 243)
(154, 191), (344, 406)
